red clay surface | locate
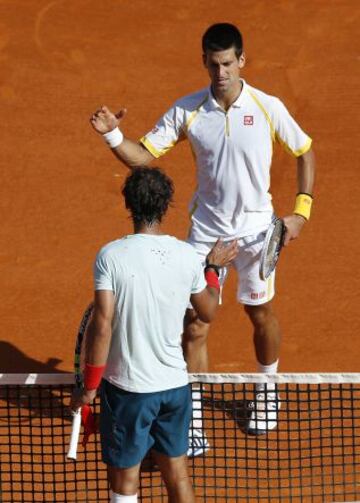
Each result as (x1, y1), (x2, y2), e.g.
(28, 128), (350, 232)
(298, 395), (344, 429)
(0, 0), (359, 374)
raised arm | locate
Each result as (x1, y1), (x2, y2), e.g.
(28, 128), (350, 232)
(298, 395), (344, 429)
(90, 106), (155, 169)
(283, 147), (316, 245)
(190, 239), (239, 322)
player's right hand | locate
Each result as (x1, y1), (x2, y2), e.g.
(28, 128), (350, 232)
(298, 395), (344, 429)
(90, 105), (127, 134)
(69, 388), (97, 412)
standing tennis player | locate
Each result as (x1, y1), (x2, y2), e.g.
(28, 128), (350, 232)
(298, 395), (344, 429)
(90, 23), (315, 439)
(70, 167), (238, 503)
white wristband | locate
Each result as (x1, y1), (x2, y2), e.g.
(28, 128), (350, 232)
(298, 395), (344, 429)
(103, 127), (124, 148)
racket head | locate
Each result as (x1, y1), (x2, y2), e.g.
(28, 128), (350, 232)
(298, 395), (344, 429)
(259, 218), (286, 281)
(74, 302), (94, 389)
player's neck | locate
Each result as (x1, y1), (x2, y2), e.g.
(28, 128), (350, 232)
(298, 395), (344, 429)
(213, 80), (243, 111)
(133, 221), (163, 235)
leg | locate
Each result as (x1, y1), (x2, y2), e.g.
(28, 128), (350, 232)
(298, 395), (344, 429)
(244, 301), (281, 366)
(152, 452), (196, 503)
(182, 240), (228, 455)
(107, 463), (140, 501)
(244, 302), (281, 435)
(233, 231), (280, 370)
(183, 238), (229, 373)
(182, 310), (211, 456)
(234, 231), (282, 434)
(100, 381), (157, 500)
(182, 308), (210, 373)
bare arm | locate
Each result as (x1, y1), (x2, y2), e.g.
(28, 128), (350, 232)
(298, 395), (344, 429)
(283, 147), (316, 245)
(85, 289), (115, 365)
(70, 290), (115, 410)
(190, 239), (239, 323)
(190, 288), (218, 324)
(90, 106), (155, 169)
(296, 148), (315, 194)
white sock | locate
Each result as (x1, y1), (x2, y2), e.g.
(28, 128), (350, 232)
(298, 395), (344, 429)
(110, 491), (137, 502)
(257, 359), (279, 374)
(256, 360), (279, 392)
(192, 389), (203, 429)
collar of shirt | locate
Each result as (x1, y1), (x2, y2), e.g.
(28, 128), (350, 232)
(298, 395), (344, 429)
(207, 79), (248, 111)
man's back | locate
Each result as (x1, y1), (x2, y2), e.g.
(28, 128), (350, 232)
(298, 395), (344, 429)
(94, 234), (205, 393)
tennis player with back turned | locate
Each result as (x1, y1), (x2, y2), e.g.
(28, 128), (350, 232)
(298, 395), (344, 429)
(71, 167), (238, 503)
(89, 23), (316, 443)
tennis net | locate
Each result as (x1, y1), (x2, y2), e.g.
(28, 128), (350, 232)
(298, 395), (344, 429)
(0, 373), (359, 502)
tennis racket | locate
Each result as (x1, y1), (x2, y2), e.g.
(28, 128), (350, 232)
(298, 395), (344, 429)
(259, 218), (286, 281)
(67, 302), (94, 460)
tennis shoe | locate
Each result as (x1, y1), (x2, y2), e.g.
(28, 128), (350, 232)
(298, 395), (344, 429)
(187, 428), (210, 457)
(246, 386), (281, 435)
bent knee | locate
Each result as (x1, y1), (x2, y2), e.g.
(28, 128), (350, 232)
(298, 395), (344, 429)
(244, 302), (275, 326)
(166, 472), (192, 491)
(107, 465), (140, 495)
(161, 464), (192, 491)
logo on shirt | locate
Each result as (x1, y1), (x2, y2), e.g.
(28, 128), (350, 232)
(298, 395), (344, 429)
(244, 115), (254, 126)
(151, 126), (159, 134)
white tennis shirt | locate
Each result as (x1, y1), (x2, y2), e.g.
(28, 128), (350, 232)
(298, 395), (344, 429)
(94, 234), (206, 393)
(141, 80), (312, 241)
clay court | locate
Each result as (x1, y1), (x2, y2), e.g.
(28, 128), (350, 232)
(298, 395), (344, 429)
(0, 0), (359, 374)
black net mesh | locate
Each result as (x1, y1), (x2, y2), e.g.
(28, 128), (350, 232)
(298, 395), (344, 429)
(0, 376), (359, 502)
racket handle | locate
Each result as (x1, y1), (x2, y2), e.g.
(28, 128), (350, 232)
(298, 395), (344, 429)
(67, 409), (81, 460)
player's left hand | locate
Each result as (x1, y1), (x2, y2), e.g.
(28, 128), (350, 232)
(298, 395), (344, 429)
(206, 239), (239, 268)
(70, 388), (97, 412)
(282, 214), (306, 246)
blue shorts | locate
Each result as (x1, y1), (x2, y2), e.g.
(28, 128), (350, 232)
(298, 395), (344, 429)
(100, 380), (192, 468)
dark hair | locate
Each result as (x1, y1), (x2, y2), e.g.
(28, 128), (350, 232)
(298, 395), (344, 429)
(122, 167), (174, 225)
(202, 23), (243, 58)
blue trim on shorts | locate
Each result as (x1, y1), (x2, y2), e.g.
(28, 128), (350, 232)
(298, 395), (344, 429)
(100, 380), (192, 468)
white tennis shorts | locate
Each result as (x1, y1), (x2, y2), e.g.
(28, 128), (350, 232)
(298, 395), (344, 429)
(188, 229), (275, 306)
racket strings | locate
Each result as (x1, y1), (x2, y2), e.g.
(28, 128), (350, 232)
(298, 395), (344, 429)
(261, 219), (285, 279)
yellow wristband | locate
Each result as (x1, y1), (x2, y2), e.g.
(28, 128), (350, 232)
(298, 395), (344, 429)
(293, 193), (313, 220)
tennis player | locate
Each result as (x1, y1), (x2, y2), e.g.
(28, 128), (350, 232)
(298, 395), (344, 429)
(70, 167), (238, 503)
(90, 23), (315, 438)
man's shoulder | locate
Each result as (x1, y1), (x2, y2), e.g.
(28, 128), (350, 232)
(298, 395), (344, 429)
(176, 239), (203, 265)
(175, 238), (197, 252)
(165, 236), (200, 260)
(174, 86), (210, 111)
(245, 83), (282, 108)
(97, 237), (128, 258)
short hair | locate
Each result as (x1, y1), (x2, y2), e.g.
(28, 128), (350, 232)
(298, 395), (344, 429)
(202, 23), (243, 57)
(122, 167), (174, 225)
